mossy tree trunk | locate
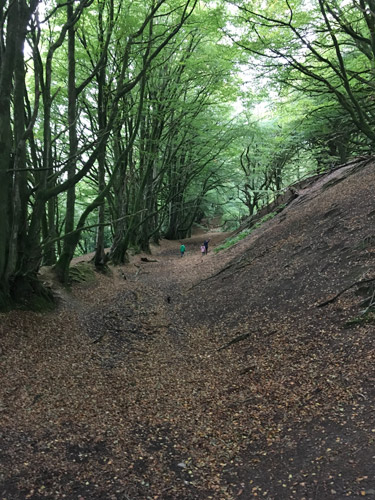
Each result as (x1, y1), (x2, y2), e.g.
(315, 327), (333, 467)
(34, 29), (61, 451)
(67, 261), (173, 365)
(0, 0), (38, 309)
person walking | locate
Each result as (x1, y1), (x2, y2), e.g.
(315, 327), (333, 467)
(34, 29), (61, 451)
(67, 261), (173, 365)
(200, 244), (206, 256)
(180, 243), (186, 257)
(203, 239), (210, 255)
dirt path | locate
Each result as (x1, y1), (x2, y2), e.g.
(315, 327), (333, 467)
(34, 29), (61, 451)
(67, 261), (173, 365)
(108, 230), (259, 499)
(1, 164), (375, 500)
(1, 230), (245, 500)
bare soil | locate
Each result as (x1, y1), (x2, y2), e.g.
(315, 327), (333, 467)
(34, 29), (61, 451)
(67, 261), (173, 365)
(1, 158), (375, 499)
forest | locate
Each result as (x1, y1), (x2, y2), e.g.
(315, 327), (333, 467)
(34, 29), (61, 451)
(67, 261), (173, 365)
(1, 0), (374, 310)
(1, 1), (375, 497)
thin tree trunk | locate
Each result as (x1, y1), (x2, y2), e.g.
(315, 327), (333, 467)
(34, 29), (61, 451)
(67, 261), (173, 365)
(94, 2), (108, 268)
(54, 2), (77, 283)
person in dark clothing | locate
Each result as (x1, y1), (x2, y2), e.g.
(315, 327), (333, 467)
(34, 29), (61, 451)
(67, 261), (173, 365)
(203, 239), (210, 255)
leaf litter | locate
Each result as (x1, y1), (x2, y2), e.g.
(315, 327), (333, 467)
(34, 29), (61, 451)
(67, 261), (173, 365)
(1, 158), (375, 499)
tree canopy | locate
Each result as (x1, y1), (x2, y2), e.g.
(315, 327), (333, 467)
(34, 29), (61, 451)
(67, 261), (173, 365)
(0, 0), (373, 309)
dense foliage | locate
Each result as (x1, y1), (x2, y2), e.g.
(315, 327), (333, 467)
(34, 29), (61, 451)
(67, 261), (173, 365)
(0, 0), (373, 308)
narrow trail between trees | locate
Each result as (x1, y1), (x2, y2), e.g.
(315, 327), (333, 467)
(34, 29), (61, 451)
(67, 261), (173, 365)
(2, 230), (255, 500)
(2, 158), (375, 500)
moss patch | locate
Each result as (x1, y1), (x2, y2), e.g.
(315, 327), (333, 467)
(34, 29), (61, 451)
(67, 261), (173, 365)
(69, 262), (97, 283)
(9, 275), (56, 312)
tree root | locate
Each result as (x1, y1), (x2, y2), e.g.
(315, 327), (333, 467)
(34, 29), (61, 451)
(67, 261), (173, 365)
(217, 332), (251, 351)
(317, 277), (375, 307)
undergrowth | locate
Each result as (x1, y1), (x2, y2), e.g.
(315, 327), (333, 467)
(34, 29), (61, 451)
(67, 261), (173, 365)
(215, 211), (278, 253)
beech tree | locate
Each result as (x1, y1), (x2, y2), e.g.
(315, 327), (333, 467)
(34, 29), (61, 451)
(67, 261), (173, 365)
(227, 0), (375, 146)
(0, 0), (200, 308)
(108, 7), (240, 261)
(3, 0), (372, 311)
(0, 0), (39, 309)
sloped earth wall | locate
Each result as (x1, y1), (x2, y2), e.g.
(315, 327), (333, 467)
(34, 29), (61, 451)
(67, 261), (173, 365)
(172, 157), (375, 498)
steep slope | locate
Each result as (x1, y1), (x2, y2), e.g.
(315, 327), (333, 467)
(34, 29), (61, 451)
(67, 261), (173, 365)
(172, 156), (375, 498)
(181, 157), (375, 328)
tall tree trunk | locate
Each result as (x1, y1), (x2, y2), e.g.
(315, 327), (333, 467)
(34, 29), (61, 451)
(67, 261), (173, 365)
(0, 0), (39, 307)
(54, 2), (77, 283)
(0, 0), (18, 305)
(5, 0), (29, 280)
(94, 1), (108, 268)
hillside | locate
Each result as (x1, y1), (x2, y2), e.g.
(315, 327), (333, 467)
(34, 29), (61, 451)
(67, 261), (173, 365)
(1, 157), (375, 499)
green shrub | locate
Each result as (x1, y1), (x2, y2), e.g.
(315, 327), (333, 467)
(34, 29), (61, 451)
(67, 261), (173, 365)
(215, 211), (277, 253)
